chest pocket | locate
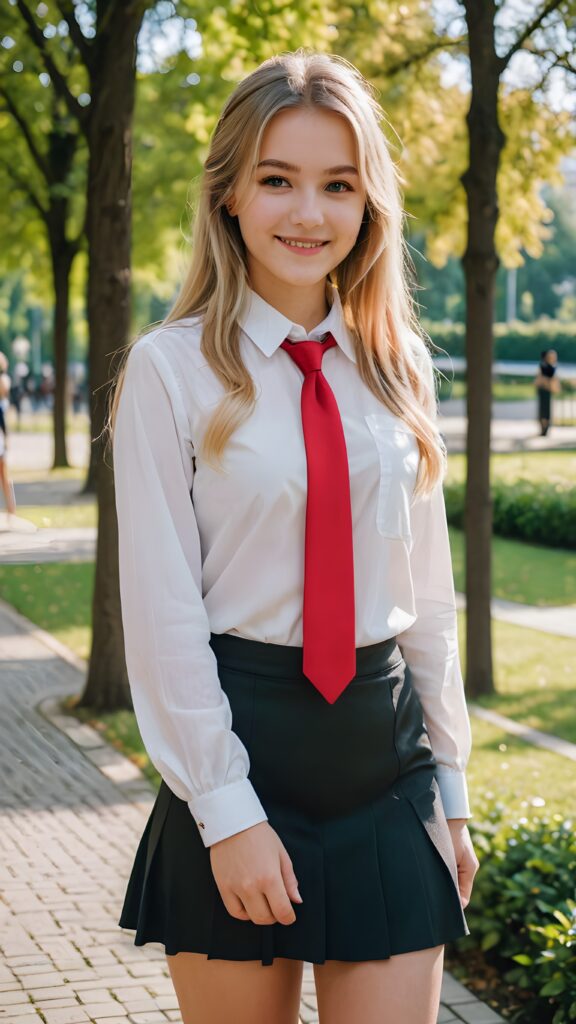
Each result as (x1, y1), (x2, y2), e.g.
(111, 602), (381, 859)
(365, 413), (420, 540)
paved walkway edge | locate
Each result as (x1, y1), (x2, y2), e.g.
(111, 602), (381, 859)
(468, 703), (576, 761)
(454, 591), (576, 640)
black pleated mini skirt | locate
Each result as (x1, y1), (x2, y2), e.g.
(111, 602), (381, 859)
(118, 632), (470, 966)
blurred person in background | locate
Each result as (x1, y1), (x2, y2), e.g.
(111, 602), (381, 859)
(535, 348), (560, 436)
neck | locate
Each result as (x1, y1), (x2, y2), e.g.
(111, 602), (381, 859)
(248, 271), (332, 333)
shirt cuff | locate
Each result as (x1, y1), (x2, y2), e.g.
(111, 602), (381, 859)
(188, 778), (269, 848)
(436, 770), (472, 820)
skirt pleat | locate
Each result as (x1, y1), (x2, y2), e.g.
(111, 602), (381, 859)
(118, 632), (470, 965)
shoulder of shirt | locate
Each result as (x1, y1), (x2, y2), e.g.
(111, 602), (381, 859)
(126, 316), (206, 390)
(129, 315), (205, 366)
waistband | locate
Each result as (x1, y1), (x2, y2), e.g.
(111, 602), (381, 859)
(209, 632), (402, 679)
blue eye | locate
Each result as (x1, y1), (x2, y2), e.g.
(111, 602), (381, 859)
(259, 177), (353, 192)
(260, 176), (289, 187)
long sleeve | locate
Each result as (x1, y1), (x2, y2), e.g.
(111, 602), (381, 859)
(395, 476), (472, 820)
(113, 338), (268, 847)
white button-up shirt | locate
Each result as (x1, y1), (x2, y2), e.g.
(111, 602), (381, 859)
(113, 284), (472, 848)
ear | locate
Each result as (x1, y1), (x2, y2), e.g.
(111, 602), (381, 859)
(226, 196), (237, 217)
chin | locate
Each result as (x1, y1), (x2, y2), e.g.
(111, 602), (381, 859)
(271, 265), (330, 286)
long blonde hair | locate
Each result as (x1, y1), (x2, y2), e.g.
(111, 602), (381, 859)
(109, 48), (446, 497)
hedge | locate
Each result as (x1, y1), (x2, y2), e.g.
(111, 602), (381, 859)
(444, 480), (576, 551)
(422, 320), (576, 364)
(459, 798), (576, 1024)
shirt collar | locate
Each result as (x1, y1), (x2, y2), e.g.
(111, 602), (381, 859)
(238, 283), (357, 364)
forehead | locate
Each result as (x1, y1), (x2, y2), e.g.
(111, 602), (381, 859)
(259, 107), (358, 165)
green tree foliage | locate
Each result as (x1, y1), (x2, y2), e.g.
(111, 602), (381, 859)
(0, 4), (86, 295)
(512, 187), (576, 320)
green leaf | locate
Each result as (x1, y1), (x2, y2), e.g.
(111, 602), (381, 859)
(481, 930), (501, 951)
(553, 910), (573, 929)
(526, 858), (557, 873)
(540, 977), (566, 996)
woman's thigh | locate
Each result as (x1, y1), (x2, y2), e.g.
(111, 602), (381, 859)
(166, 951), (304, 1024)
(313, 944), (445, 1024)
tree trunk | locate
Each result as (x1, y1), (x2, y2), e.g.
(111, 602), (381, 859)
(46, 124), (79, 470)
(82, 273), (98, 495)
(461, 0), (505, 697)
(79, 2), (147, 711)
(80, 379), (98, 496)
(50, 243), (73, 469)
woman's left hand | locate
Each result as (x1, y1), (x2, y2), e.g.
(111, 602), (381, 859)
(446, 818), (480, 909)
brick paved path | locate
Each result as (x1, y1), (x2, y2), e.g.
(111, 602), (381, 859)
(0, 600), (504, 1024)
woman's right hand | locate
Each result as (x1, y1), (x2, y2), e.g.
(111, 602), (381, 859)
(209, 820), (302, 926)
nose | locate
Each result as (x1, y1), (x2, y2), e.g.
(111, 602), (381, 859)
(289, 187), (324, 230)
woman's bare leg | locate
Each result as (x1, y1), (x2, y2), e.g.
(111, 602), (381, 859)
(166, 951), (304, 1024)
(313, 944), (445, 1024)
(0, 458), (16, 515)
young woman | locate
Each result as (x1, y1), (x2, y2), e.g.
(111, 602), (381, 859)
(110, 49), (479, 1024)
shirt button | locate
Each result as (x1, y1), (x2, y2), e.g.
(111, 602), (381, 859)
(197, 821), (205, 829)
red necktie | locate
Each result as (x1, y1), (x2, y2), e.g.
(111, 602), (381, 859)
(280, 332), (356, 704)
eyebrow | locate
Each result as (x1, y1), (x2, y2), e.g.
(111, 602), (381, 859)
(257, 159), (359, 176)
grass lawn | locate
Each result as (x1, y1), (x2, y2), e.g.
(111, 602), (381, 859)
(458, 615), (576, 747)
(446, 449), (576, 487)
(448, 525), (576, 605)
(466, 715), (575, 818)
(11, 465), (86, 483)
(0, 562), (95, 659)
(6, 411), (90, 435)
(439, 379), (538, 402)
(16, 504), (97, 529)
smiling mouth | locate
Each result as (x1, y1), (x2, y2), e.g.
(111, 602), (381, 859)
(275, 236), (330, 249)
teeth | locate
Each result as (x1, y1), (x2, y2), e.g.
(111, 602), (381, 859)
(279, 238), (325, 248)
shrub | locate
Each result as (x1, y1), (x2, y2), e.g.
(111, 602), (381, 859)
(423, 320), (576, 364)
(459, 797), (576, 1023)
(443, 480), (576, 550)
